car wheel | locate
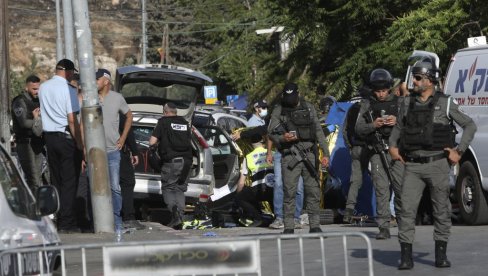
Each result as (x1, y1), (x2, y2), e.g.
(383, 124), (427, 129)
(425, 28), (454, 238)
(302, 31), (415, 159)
(456, 161), (488, 225)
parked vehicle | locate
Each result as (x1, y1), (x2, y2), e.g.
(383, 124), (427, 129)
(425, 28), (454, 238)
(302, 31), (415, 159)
(441, 41), (488, 225)
(0, 144), (60, 275)
(114, 64), (241, 219)
(193, 109), (249, 134)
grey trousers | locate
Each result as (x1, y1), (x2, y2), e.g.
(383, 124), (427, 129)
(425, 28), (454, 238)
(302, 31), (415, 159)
(398, 158), (451, 243)
(345, 145), (370, 210)
(370, 152), (404, 229)
(281, 152), (321, 229)
(163, 191), (185, 217)
(16, 141), (44, 191)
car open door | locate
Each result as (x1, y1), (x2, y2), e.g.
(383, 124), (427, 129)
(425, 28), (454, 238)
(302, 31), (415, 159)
(198, 125), (240, 192)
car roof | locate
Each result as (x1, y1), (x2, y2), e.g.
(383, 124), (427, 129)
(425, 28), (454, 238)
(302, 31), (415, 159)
(116, 64), (212, 83)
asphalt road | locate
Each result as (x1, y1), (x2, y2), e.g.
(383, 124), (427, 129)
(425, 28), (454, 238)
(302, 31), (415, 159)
(55, 222), (487, 276)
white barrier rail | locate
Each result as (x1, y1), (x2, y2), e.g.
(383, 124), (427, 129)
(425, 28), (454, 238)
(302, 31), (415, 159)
(0, 231), (373, 276)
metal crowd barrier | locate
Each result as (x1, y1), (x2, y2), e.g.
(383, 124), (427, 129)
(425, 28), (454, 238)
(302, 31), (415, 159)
(0, 231), (373, 276)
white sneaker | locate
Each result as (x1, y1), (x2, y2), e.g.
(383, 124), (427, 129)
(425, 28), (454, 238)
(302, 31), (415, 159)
(269, 218), (284, 229)
(300, 214), (309, 226)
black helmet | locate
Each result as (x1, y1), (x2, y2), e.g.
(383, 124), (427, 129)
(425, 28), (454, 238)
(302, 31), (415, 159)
(369, 68), (393, 90)
(411, 59), (439, 82)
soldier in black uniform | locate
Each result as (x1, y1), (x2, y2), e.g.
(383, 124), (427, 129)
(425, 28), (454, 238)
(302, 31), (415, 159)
(12, 75), (44, 191)
(119, 114), (145, 230)
(389, 59), (477, 269)
(149, 102), (192, 229)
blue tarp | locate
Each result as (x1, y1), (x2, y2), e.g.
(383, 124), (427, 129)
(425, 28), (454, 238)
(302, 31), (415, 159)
(230, 94), (248, 110)
(325, 102), (376, 217)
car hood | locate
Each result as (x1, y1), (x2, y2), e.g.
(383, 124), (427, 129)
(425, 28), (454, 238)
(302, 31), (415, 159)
(115, 64), (212, 122)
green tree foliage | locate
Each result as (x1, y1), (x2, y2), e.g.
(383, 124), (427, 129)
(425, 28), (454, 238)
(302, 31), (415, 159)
(142, 0), (488, 104)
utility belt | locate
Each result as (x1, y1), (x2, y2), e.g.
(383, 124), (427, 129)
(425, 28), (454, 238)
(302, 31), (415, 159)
(403, 152), (446, 164)
(43, 131), (73, 140)
(15, 136), (43, 143)
(163, 157), (184, 164)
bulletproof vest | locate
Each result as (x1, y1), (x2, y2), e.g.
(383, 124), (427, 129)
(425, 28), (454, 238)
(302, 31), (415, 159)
(157, 116), (192, 162)
(400, 92), (456, 152)
(246, 147), (274, 187)
(344, 102), (366, 147)
(368, 95), (399, 139)
(12, 93), (39, 137)
(281, 100), (315, 142)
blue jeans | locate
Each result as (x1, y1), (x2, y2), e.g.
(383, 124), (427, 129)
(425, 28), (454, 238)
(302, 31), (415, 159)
(107, 150), (122, 231)
(273, 151), (304, 220)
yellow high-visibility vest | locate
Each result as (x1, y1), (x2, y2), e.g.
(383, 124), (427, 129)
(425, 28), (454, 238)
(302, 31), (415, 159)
(246, 147), (274, 187)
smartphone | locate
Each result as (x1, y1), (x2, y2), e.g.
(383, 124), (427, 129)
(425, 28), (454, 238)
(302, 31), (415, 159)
(290, 130), (297, 137)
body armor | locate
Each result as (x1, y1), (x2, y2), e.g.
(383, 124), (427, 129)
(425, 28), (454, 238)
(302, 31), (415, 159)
(401, 92), (456, 152)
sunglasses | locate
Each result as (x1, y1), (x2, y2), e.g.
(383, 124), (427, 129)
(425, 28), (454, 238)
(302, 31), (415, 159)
(413, 75), (425, 81)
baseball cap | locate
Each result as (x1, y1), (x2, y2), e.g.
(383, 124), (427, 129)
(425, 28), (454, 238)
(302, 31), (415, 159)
(253, 99), (268, 108)
(95, 68), (111, 81)
(281, 82), (300, 107)
(56, 59), (78, 72)
(282, 83), (299, 95)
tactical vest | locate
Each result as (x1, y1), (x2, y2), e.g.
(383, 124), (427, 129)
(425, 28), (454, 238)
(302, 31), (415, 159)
(281, 100), (315, 142)
(344, 102), (366, 147)
(400, 92), (456, 152)
(366, 95), (400, 141)
(12, 93), (39, 138)
(157, 116), (192, 162)
(246, 147), (274, 187)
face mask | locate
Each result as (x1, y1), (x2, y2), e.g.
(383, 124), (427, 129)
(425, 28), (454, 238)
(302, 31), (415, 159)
(259, 109), (268, 117)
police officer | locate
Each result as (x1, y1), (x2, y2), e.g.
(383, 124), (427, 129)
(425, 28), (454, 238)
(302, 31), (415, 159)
(12, 75), (44, 191)
(389, 59), (477, 269)
(268, 83), (330, 234)
(149, 102), (192, 230)
(355, 69), (405, 239)
(343, 85), (372, 223)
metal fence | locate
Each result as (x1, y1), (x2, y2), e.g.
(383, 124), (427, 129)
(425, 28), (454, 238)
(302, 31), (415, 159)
(0, 231), (373, 276)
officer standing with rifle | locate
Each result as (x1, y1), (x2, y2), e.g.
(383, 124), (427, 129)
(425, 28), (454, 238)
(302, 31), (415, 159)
(268, 83), (330, 234)
(355, 69), (404, 240)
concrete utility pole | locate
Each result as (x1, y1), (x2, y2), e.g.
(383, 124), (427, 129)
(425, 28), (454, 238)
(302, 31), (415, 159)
(55, 0), (63, 61)
(63, 0), (75, 61)
(141, 0), (147, 64)
(0, 0), (11, 153)
(71, 0), (115, 233)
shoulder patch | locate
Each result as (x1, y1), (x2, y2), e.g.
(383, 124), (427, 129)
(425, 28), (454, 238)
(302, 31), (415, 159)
(13, 103), (24, 117)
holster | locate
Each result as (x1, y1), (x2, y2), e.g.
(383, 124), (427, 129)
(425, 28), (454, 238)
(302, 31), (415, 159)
(287, 156), (299, 170)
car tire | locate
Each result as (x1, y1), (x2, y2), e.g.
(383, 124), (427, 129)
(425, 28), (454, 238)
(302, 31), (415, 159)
(456, 161), (488, 225)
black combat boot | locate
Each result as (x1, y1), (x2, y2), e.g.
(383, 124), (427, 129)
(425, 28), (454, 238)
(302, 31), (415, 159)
(282, 229), (294, 234)
(343, 208), (354, 223)
(434, 240), (451, 268)
(309, 227), (323, 233)
(376, 227), (391, 240)
(167, 206), (183, 230)
(398, 243), (414, 270)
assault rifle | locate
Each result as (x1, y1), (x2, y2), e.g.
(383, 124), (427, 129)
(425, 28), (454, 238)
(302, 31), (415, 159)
(271, 121), (321, 183)
(366, 110), (393, 184)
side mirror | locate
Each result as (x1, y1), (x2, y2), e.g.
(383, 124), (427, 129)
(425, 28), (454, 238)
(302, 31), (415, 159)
(36, 186), (60, 216)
